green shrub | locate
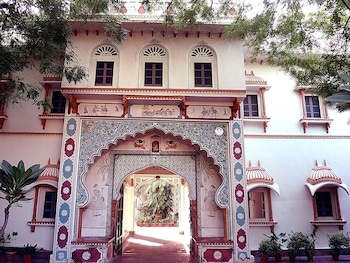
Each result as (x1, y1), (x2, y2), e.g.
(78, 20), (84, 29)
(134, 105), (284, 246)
(328, 231), (350, 253)
(287, 230), (316, 259)
(258, 232), (286, 256)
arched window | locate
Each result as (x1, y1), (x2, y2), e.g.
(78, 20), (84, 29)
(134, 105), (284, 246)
(139, 43), (168, 87)
(189, 44), (217, 88)
(90, 44), (119, 87)
(27, 160), (59, 232)
(246, 161), (280, 231)
(305, 160), (349, 230)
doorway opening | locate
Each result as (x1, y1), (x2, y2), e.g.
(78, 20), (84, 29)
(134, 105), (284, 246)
(116, 166), (192, 257)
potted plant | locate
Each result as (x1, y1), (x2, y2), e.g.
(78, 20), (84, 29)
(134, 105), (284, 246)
(0, 231), (18, 263)
(305, 232), (316, 262)
(258, 239), (271, 263)
(287, 230), (316, 262)
(258, 232), (286, 263)
(328, 231), (350, 261)
(0, 160), (43, 238)
(19, 243), (37, 263)
(287, 231), (304, 261)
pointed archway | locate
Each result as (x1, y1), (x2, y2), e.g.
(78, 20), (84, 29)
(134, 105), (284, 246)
(113, 162), (193, 256)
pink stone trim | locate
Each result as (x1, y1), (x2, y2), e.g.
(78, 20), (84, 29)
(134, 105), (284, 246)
(244, 134), (350, 139)
(307, 160), (342, 185)
(0, 132), (62, 136)
(246, 160), (274, 185)
(245, 71), (267, 85)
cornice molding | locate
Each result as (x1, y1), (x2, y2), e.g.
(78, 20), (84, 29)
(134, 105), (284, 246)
(61, 87), (246, 97)
(0, 132), (63, 136)
(244, 134), (350, 139)
(1, 132), (348, 139)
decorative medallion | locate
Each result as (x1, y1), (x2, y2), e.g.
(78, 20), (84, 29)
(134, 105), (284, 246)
(57, 225), (68, 248)
(55, 250), (67, 261)
(234, 162), (243, 181)
(62, 159), (73, 179)
(213, 250), (222, 259)
(215, 127), (224, 136)
(59, 203), (70, 224)
(235, 184), (244, 203)
(232, 122), (241, 139)
(236, 206), (246, 227)
(85, 124), (94, 132)
(134, 139), (145, 149)
(82, 250), (92, 260)
(233, 141), (242, 159)
(165, 139), (177, 149)
(64, 138), (75, 157)
(237, 229), (247, 250)
(61, 181), (71, 200)
(66, 118), (77, 136)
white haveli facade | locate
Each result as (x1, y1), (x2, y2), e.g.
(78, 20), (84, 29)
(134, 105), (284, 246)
(1, 2), (350, 263)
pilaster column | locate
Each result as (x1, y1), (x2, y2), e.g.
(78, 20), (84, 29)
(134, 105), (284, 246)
(229, 120), (253, 262)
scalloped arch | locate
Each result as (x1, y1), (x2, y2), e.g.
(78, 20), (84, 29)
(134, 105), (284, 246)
(76, 120), (229, 209)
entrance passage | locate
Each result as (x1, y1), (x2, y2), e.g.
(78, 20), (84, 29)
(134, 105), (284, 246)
(112, 227), (195, 263)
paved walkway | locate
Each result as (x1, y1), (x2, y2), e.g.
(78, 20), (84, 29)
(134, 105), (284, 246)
(108, 227), (350, 263)
(110, 226), (195, 263)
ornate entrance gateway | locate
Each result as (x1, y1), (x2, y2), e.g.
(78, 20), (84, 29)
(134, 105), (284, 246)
(53, 119), (251, 263)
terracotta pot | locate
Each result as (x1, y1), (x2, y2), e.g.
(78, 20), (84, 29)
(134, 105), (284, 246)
(275, 254), (282, 262)
(5, 251), (16, 263)
(288, 253), (296, 262)
(260, 254), (269, 263)
(23, 255), (32, 263)
(332, 252), (340, 261)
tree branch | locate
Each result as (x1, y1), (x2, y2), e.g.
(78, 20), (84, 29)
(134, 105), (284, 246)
(342, 0), (350, 11)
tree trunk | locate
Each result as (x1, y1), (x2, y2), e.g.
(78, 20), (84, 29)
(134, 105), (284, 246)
(0, 205), (11, 238)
